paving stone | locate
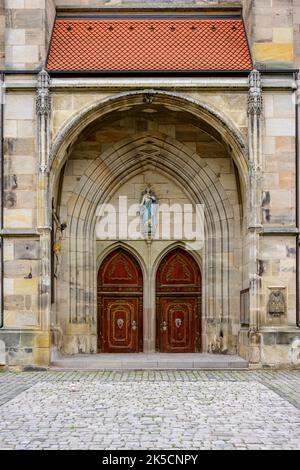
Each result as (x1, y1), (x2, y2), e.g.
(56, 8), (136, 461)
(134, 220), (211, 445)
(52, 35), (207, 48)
(0, 370), (299, 450)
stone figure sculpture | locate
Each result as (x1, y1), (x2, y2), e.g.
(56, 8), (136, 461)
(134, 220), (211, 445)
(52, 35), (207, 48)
(140, 186), (158, 237)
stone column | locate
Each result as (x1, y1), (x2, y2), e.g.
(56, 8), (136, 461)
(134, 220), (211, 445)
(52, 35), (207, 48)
(247, 70), (263, 363)
(36, 70), (52, 334)
(144, 239), (156, 353)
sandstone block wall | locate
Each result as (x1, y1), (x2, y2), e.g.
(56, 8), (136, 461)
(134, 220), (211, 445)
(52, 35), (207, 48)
(4, 0), (55, 70)
(0, 0), (5, 69)
(4, 92), (37, 228)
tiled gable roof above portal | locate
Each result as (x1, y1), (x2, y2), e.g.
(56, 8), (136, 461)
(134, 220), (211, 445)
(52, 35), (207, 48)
(46, 13), (253, 72)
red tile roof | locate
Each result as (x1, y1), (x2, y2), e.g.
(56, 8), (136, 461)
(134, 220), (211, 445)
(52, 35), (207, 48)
(46, 18), (252, 72)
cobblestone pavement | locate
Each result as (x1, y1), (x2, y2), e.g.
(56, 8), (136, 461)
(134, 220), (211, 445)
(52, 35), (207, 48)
(0, 370), (300, 450)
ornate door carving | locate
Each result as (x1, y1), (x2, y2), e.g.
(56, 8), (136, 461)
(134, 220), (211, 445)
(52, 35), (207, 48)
(98, 249), (143, 353)
(156, 249), (201, 353)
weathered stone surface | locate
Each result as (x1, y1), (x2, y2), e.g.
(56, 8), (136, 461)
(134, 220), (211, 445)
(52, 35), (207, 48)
(4, 208), (32, 228)
(4, 294), (24, 310)
(14, 240), (40, 260)
(14, 278), (39, 296)
(4, 259), (39, 278)
(5, 95), (34, 120)
(0, 340), (6, 365)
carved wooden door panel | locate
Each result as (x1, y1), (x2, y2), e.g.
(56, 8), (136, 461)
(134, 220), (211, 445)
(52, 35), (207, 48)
(156, 248), (201, 353)
(102, 298), (139, 353)
(159, 298), (196, 353)
(98, 249), (143, 353)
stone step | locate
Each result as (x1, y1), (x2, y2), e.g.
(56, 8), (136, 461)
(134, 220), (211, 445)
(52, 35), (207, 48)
(51, 353), (249, 370)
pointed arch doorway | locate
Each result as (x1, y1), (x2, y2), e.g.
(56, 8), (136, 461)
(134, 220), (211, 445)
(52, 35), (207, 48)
(156, 248), (202, 353)
(97, 249), (143, 353)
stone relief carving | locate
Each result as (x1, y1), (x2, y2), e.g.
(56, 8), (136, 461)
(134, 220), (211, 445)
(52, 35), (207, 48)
(268, 289), (286, 317)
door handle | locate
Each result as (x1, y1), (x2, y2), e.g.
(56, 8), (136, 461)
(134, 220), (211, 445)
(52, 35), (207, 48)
(160, 320), (168, 332)
(131, 320), (138, 331)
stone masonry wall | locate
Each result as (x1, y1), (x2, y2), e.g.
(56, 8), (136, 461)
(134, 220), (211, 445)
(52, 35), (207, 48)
(4, 91), (37, 229)
(252, 0), (295, 70)
(4, 0), (55, 70)
(263, 92), (296, 225)
(0, 0), (5, 69)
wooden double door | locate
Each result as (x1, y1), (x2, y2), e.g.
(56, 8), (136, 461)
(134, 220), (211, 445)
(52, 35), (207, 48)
(98, 248), (201, 353)
(156, 249), (201, 353)
(97, 249), (143, 353)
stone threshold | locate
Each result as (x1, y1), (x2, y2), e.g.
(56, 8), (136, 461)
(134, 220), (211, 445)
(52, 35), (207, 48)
(51, 353), (248, 370)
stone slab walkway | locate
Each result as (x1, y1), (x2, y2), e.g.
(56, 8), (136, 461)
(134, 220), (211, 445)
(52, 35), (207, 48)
(51, 353), (248, 370)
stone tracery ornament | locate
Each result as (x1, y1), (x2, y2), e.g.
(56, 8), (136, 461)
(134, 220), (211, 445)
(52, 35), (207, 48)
(268, 290), (286, 317)
(36, 69), (51, 116)
(248, 69), (263, 116)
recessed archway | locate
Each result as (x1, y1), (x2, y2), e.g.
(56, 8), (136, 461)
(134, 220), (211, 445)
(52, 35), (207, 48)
(50, 90), (248, 196)
(50, 90), (248, 356)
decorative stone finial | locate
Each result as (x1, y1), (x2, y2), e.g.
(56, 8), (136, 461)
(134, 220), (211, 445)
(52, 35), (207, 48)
(36, 69), (51, 116)
(248, 69), (263, 116)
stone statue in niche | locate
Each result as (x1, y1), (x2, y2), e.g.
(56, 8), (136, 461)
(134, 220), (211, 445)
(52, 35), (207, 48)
(268, 290), (286, 317)
(140, 186), (158, 237)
